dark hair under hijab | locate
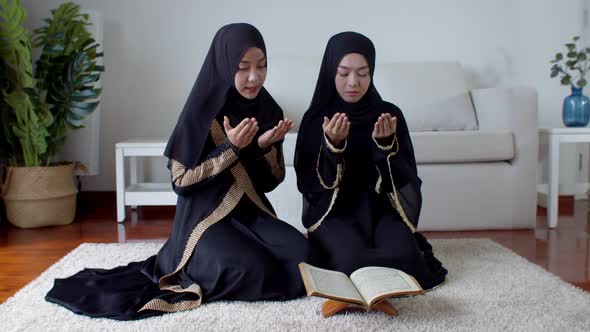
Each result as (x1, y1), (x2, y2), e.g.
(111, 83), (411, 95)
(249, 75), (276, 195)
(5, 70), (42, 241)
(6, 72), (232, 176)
(294, 31), (423, 228)
(164, 23), (282, 169)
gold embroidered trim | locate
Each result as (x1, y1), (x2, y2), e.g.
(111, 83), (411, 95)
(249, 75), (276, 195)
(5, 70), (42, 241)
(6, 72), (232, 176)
(324, 132), (347, 153)
(375, 166), (382, 194)
(316, 147), (343, 190)
(210, 120), (276, 218)
(385, 152), (416, 233)
(171, 147), (237, 187)
(307, 187), (340, 233)
(264, 146), (285, 182)
(373, 133), (399, 152)
(164, 182), (242, 283)
(139, 299), (203, 313)
(139, 178), (244, 313)
(139, 284), (203, 313)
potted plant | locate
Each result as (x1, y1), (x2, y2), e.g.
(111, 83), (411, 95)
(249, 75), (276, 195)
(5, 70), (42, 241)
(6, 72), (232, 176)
(550, 35), (590, 127)
(0, 0), (103, 228)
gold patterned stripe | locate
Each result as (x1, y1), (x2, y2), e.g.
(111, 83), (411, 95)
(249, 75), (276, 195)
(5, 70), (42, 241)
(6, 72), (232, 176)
(375, 166), (383, 194)
(171, 147), (237, 187)
(307, 188), (340, 233)
(161, 283), (202, 294)
(324, 132), (346, 153)
(230, 164), (276, 217)
(386, 152), (416, 233)
(210, 120), (276, 218)
(140, 182), (244, 314)
(139, 283), (203, 312)
(264, 146), (285, 182)
(316, 147), (343, 190)
(139, 298), (202, 313)
(160, 182), (244, 286)
(373, 133), (399, 152)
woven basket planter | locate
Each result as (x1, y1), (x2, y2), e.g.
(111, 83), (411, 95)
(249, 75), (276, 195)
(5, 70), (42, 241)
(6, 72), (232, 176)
(1, 163), (78, 228)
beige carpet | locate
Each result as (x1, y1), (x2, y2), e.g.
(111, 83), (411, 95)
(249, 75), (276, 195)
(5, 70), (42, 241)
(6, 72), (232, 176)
(1, 239), (589, 331)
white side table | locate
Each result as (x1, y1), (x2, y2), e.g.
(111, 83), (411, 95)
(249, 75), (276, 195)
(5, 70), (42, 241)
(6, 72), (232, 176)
(115, 140), (176, 222)
(539, 127), (590, 228)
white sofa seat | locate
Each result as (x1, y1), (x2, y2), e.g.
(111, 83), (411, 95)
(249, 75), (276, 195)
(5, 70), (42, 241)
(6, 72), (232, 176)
(412, 131), (514, 164)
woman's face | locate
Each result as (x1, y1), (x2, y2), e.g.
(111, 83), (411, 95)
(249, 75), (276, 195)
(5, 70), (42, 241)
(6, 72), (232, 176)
(334, 53), (371, 103)
(234, 47), (267, 99)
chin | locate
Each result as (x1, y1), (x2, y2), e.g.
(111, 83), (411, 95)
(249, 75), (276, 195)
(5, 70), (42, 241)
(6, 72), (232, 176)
(341, 95), (361, 103)
(239, 91), (259, 99)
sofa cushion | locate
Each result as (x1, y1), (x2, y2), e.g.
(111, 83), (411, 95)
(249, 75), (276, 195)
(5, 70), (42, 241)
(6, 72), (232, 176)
(373, 62), (478, 132)
(411, 131), (514, 163)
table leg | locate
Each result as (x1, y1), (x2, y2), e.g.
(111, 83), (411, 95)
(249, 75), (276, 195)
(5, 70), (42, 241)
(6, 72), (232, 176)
(547, 135), (560, 228)
(129, 156), (138, 210)
(116, 147), (126, 222)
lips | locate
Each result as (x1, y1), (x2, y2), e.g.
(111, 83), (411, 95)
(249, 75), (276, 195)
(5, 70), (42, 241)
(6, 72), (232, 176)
(244, 86), (259, 93)
(345, 91), (358, 96)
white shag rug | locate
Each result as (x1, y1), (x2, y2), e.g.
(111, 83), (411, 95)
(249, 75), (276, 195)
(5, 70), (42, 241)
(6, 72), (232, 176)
(1, 239), (589, 331)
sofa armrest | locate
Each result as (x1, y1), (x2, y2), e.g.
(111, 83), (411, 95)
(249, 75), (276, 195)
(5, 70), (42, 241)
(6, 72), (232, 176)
(470, 87), (538, 226)
(470, 87), (538, 164)
(471, 87), (537, 131)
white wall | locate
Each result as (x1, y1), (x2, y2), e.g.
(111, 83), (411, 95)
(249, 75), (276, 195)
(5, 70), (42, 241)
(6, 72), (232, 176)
(21, 0), (585, 191)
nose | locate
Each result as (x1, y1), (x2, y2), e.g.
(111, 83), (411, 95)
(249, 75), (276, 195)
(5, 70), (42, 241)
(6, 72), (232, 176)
(347, 74), (359, 87)
(248, 68), (259, 83)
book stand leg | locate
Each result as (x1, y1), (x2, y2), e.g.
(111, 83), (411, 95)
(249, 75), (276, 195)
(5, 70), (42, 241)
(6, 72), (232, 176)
(321, 299), (399, 318)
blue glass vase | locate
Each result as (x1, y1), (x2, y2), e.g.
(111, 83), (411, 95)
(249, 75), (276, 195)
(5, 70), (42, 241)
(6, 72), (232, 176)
(563, 87), (590, 127)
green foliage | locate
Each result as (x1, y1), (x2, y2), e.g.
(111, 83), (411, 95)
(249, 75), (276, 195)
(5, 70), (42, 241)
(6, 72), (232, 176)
(0, 0), (103, 166)
(0, 0), (52, 166)
(550, 36), (590, 88)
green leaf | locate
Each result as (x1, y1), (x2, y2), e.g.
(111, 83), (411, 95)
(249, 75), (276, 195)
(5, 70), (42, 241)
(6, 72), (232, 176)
(66, 113), (84, 127)
(550, 70), (559, 78)
(567, 51), (577, 58)
(566, 60), (578, 68)
(566, 43), (576, 50)
(71, 88), (101, 100)
(579, 53), (587, 61)
(573, 36), (581, 41)
(561, 76), (572, 85)
(578, 78), (587, 87)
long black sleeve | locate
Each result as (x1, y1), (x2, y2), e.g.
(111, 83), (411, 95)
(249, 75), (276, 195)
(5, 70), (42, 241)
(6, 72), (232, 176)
(373, 117), (423, 229)
(170, 136), (238, 196)
(241, 142), (286, 193)
(315, 133), (346, 190)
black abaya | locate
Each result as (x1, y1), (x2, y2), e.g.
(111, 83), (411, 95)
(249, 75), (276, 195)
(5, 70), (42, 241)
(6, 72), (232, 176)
(46, 23), (310, 320)
(294, 32), (447, 290)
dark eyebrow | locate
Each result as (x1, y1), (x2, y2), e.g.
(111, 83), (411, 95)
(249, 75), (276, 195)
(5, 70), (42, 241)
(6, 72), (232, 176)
(240, 57), (266, 65)
(338, 65), (369, 70)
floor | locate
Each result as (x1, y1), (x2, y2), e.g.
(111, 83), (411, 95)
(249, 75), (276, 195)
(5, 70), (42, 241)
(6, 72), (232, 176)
(0, 193), (589, 303)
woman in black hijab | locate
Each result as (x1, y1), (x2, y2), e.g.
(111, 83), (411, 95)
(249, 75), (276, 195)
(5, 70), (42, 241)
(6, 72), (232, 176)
(46, 23), (310, 320)
(294, 32), (447, 290)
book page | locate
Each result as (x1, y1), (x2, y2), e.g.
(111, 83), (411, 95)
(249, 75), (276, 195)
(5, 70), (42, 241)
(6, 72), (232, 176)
(298, 262), (365, 304)
(349, 266), (423, 307)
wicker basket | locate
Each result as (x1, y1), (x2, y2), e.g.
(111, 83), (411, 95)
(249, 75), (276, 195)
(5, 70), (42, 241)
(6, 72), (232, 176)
(1, 163), (78, 228)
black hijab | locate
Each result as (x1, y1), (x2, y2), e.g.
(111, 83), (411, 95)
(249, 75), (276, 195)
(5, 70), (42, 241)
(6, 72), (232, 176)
(295, 32), (384, 193)
(164, 23), (282, 169)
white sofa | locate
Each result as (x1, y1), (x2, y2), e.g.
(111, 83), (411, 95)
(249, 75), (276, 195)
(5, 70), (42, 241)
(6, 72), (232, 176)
(264, 59), (538, 232)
